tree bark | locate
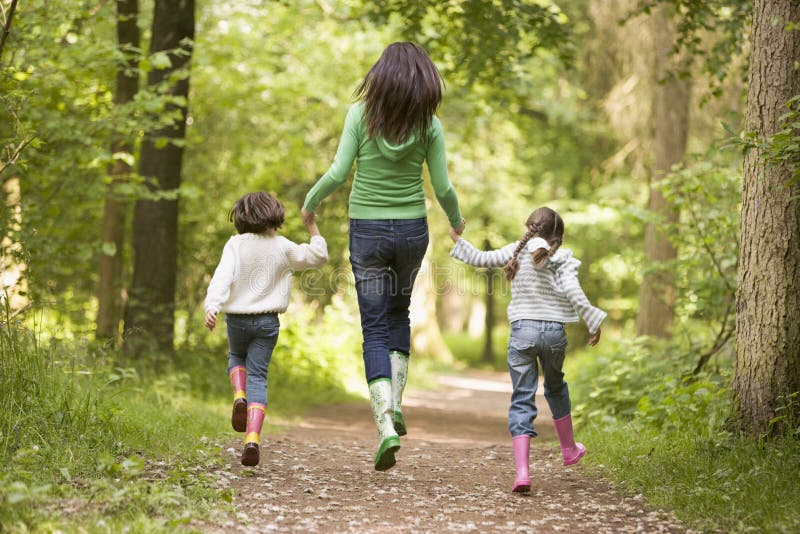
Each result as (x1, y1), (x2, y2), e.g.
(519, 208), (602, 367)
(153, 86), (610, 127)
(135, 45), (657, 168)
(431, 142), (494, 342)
(0, 0), (19, 66)
(96, 0), (139, 343)
(123, 0), (194, 357)
(733, 0), (800, 437)
(635, 4), (690, 338)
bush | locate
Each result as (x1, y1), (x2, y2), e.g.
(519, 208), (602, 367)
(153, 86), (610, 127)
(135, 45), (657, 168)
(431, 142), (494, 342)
(0, 312), (224, 530)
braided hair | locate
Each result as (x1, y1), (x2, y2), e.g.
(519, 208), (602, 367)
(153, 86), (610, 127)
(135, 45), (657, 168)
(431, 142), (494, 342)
(503, 207), (564, 281)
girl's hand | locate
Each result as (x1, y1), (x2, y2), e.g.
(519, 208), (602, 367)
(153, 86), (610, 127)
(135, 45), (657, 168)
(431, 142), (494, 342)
(204, 310), (217, 331)
(301, 207), (316, 227)
(587, 327), (601, 346)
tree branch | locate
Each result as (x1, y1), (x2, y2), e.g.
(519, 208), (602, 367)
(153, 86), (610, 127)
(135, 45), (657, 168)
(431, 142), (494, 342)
(0, 135), (36, 178)
(0, 0), (19, 66)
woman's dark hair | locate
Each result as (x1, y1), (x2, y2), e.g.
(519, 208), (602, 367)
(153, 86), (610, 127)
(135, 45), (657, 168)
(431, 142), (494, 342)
(354, 41), (444, 143)
(228, 192), (285, 234)
(503, 207), (565, 281)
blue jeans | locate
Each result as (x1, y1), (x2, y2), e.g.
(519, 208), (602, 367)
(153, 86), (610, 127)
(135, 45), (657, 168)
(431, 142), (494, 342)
(225, 313), (280, 406)
(349, 218), (429, 382)
(507, 319), (571, 437)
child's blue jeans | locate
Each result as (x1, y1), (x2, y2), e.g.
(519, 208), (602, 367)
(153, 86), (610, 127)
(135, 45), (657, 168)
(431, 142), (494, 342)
(507, 319), (571, 437)
(225, 313), (280, 406)
(349, 218), (429, 383)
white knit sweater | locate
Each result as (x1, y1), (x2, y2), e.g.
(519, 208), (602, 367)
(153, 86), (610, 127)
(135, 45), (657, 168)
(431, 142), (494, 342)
(450, 237), (606, 334)
(204, 233), (328, 315)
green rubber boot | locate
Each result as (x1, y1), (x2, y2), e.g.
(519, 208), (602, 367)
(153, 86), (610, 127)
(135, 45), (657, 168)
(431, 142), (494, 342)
(369, 378), (400, 471)
(390, 350), (409, 436)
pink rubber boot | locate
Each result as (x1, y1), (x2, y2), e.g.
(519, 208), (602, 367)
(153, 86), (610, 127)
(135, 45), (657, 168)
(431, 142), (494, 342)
(553, 414), (586, 466)
(229, 366), (247, 432)
(511, 435), (531, 492)
(241, 402), (266, 466)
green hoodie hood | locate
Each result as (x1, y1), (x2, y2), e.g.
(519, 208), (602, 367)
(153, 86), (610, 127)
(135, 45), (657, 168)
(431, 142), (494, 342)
(376, 133), (418, 161)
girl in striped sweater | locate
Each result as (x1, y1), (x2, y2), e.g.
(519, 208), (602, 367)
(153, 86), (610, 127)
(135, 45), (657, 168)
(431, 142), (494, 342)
(449, 206), (605, 493)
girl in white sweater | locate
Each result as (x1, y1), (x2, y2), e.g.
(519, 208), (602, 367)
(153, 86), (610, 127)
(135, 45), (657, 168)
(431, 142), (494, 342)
(204, 192), (328, 466)
(449, 207), (605, 492)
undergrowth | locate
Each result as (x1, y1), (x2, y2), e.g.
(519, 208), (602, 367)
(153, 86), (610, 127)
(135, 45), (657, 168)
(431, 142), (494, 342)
(0, 297), (361, 532)
(566, 337), (800, 533)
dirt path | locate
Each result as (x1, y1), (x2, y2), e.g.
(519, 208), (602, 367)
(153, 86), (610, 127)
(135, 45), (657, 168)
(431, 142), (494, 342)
(199, 372), (689, 533)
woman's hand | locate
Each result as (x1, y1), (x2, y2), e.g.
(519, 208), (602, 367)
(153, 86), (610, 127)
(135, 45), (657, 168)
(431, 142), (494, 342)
(204, 310), (217, 331)
(450, 218), (466, 239)
(449, 226), (462, 243)
(587, 327), (601, 346)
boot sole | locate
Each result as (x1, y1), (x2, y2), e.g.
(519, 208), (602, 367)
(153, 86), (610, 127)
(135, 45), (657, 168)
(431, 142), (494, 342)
(241, 443), (259, 466)
(232, 399), (247, 432)
(511, 481), (531, 493)
(393, 413), (407, 436)
(374, 436), (401, 471)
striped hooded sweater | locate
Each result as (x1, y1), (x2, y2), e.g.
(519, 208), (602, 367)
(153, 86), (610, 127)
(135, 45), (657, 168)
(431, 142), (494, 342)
(450, 237), (606, 334)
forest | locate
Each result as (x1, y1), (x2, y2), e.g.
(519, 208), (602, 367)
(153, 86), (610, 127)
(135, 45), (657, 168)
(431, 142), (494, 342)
(1, 0), (799, 532)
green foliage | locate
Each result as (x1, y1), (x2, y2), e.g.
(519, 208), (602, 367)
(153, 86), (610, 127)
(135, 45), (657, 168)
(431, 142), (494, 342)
(581, 424), (800, 532)
(0, 310), (231, 530)
(568, 336), (728, 428)
(628, 0), (751, 99)
(363, 0), (573, 86)
(750, 95), (800, 189)
(657, 158), (740, 358)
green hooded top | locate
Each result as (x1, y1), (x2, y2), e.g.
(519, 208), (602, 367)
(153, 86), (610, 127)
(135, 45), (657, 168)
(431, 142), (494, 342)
(303, 102), (462, 228)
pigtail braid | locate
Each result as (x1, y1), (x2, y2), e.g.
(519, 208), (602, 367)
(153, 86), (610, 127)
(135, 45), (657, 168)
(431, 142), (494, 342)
(504, 224), (539, 281)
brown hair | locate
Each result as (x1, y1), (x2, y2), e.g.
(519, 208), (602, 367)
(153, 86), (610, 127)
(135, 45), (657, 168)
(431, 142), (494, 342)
(503, 207), (564, 281)
(354, 41), (444, 144)
(228, 192), (285, 234)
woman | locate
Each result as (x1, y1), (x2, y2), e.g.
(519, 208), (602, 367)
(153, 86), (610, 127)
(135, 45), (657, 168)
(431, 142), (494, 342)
(302, 42), (465, 471)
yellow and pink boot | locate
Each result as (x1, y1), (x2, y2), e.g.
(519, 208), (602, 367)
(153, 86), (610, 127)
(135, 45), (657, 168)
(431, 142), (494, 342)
(229, 366), (247, 432)
(242, 403), (266, 466)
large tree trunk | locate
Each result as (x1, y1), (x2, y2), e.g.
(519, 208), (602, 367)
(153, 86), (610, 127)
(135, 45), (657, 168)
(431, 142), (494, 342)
(635, 5), (690, 338)
(733, 0), (800, 437)
(123, 0), (194, 358)
(96, 0), (139, 343)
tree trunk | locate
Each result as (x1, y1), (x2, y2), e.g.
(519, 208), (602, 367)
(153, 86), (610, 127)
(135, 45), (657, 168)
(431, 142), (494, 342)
(482, 237), (495, 364)
(733, 0), (800, 437)
(96, 0), (139, 343)
(635, 4), (690, 338)
(123, 0), (194, 358)
(0, 0), (19, 65)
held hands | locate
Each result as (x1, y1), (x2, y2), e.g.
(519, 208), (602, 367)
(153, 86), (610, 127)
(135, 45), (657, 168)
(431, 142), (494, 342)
(587, 327), (601, 347)
(204, 310), (217, 331)
(301, 207), (320, 236)
(449, 218), (466, 243)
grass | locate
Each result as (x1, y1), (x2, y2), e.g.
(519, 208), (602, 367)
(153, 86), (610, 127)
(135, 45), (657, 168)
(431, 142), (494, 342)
(561, 336), (800, 533)
(581, 423), (800, 533)
(0, 301), (362, 532)
(0, 318), (232, 532)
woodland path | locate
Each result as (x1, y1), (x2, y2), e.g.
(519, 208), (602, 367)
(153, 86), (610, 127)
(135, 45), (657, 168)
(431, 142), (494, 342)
(197, 371), (689, 533)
